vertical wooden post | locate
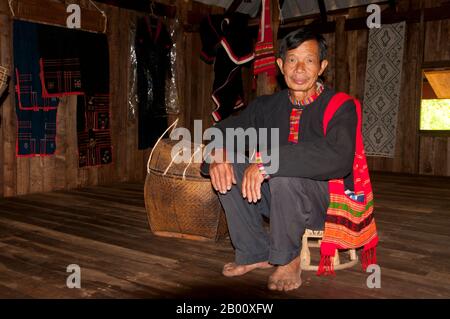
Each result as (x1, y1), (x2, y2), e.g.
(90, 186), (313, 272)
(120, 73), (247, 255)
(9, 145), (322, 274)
(174, 0), (188, 130)
(0, 6), (17, 197)
(415, 0), (425, 175)
(334, 16), (349, 93)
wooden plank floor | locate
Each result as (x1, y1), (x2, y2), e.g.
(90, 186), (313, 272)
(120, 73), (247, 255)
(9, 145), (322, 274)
(0, 172), (449, 298)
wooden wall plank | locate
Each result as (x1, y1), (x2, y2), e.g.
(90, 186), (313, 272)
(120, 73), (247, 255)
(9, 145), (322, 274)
(448, 138), (450, 176)
(16, 158), (29, 195)
(122, 9), (139, 183)
(347, 30), (358, 97)
(0, 0), (5, 197)
(42, 156), (54, 193)
(65, 96), (78, 190)
(190, 34), (200, 131)
(355, 29), (368, 100)
(12, 0), (105, 33)
(424, 21), (439, 62)
(183, 32), (193, 132)
(419, 136), (434, 174)
(1, 12), (17, 197)
(54, 97), (67, 191)
(433, 137), (448, 176)
(323, 32), (335, 87)
(334, 17), (349, 93)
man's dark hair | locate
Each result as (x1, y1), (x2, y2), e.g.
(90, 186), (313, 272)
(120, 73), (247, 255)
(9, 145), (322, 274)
(278, 28), (327, 62)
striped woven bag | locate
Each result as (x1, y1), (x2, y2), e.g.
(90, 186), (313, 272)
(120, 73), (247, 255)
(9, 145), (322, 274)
(318, 92), (379, 276)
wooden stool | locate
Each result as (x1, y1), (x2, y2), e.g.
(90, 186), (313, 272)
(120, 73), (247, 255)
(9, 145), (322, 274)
(300, 229), (358, 271)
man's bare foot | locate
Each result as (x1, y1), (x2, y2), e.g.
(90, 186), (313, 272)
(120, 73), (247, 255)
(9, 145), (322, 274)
(222, 261), (273, 277)
(267, 256), (302, 291)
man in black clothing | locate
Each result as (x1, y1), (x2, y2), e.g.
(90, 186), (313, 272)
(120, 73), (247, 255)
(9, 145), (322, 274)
(201, 28), (357, 291)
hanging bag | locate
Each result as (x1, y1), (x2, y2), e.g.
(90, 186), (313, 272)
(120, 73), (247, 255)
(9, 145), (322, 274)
(318, 93), (379, 276)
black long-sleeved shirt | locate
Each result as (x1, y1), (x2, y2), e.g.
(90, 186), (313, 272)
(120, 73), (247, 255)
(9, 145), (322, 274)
(201, 86), (357, 188)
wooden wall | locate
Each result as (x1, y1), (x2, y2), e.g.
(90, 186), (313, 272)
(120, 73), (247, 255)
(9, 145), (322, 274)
(419, 16), (450, 176)
(0, 0), (180, 197)
(276, 0), (450, 177)
(0, 0), (244, 198)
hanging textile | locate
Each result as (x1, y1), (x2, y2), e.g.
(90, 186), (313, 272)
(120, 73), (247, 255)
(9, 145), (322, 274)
(75, 32), (111, 167)
(200, 13), (254, 122)
(38, 24), (83, 98)
(135, 15), (172, 150)
(13, 20), (112, 164)
(362, 22), (406, 157)
(128, 19), (138, 121)
(13, 20), (59, 157)
(38, 23), (110, 98)
(253, 0), (277, 83)
(77, 94), (112, 167)
(165, 17), (181, 115)
(38, 23), (111, 167)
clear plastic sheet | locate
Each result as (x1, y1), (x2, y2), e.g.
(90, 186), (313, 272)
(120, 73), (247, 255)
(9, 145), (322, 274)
(165, 17), (180, 115)
(128, 20), (138, 121)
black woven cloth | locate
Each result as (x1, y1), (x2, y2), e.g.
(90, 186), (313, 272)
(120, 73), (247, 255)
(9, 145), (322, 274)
(135, 16), (172, 150)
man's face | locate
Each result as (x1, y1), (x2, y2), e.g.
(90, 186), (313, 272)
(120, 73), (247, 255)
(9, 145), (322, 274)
(277, 39), (328, 94)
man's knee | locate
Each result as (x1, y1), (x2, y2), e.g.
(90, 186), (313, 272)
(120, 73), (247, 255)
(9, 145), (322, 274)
(268, 176), (294, 191)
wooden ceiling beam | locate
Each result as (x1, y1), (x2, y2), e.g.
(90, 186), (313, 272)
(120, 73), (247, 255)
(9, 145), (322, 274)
(10, 0), (105, 33)
(279, 4), (450, 36)
(317, 0), (327, 23)
(93, 0), (176, 18)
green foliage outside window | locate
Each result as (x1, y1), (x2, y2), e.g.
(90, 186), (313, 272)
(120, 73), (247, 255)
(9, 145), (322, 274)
(420, 99), (450, 130)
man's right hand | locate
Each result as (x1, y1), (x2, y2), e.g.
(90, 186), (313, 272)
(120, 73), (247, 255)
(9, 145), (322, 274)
(209, 149), (236, 194)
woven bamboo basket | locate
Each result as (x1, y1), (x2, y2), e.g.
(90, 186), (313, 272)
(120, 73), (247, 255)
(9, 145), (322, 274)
(144, 138), (228, 241)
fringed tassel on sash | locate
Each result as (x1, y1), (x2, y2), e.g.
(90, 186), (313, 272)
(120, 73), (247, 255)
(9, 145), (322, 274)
(361, 236), (379, 270)
(317, 255), (335, 276)
(361, 247), (377, 271)
(317, 243), (336, 276)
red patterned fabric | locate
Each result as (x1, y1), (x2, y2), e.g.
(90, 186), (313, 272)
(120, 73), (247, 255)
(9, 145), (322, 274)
(77, 94), (112, 167)
(288, 108), (302, 143)
(317, 92), (379, 276)
(253, 0), (276, 80)
(287, 83), (324, 144)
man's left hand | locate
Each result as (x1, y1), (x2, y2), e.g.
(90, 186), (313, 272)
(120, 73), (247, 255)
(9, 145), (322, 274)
(242, 164), (265, 203)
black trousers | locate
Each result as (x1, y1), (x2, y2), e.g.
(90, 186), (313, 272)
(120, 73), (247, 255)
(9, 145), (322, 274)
(218, 161), (329, 266)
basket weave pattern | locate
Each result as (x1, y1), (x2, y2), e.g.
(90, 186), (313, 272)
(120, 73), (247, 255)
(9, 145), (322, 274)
(144, 139), (228, 241)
